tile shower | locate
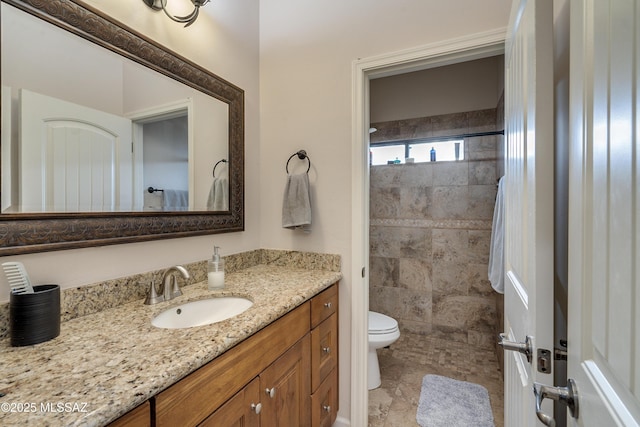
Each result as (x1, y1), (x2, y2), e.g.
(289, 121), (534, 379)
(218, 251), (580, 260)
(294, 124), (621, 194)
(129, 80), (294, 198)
(369, 103), (504, 355)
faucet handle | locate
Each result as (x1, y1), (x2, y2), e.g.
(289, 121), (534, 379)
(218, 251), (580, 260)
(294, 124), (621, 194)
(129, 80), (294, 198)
(144, 280), (164, 305)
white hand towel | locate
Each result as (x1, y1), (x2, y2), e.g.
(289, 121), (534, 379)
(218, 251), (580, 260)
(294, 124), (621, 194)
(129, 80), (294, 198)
(282, 173), (311, 232)
(207, 177), (229, 211)
(163, 189), (189, 211)
(488, 176), (505, 293)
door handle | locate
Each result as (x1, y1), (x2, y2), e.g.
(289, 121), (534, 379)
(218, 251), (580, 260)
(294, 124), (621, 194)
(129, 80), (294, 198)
(533, 379), (579, 427)
(498, 333), (533, 363)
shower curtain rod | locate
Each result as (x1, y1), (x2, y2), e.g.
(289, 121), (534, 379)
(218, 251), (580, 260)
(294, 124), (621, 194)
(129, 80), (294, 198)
(370, 129), (504, 147)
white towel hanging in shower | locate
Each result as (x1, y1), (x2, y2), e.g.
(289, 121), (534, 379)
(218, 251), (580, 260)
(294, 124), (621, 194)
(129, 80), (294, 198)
(488, 176), (505, 294)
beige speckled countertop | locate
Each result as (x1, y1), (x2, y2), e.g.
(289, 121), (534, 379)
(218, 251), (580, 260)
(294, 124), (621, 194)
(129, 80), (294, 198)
(0, 264), (342, 427)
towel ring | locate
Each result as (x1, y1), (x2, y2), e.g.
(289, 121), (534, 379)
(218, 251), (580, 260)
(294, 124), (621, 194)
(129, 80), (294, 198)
(286, 150), (311, 174)
(213, 159), (227, 178)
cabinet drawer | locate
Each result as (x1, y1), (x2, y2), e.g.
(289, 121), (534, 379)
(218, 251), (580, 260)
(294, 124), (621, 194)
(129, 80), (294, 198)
(311, 368), (338, 427)
(310, 283), (337, 328)
(108, 401), (150, 427)
(311, 313), (337, 391)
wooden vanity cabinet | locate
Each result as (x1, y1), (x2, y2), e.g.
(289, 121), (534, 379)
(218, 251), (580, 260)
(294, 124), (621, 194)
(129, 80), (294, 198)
(117, 282), (338, 427)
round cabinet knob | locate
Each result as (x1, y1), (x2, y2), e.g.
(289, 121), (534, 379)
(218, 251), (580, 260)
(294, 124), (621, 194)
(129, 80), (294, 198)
(322, 346), (331, 353)
(251, 403), (262, 414)
(323, 405), (331, 413)
(265, 387), (276, 398)
(324, 302), (332, 308)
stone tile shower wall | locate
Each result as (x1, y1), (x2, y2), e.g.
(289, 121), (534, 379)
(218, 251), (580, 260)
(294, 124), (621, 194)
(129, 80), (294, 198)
(369, 109), (500, 350)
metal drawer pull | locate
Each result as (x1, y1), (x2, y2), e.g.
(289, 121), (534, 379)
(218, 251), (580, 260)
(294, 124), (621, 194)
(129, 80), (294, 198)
(498, 333), (532, 363)
(533, 379), (579, 427)
(324, 302), (332, 308)
(265, 387), (276, 398)
(323, 405), (331, 413)
(251, 403), (262, 414)
(322, 346), (331, 353)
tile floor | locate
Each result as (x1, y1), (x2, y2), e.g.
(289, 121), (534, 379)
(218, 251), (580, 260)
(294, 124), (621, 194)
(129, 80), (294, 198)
(368, 332), (504, 427)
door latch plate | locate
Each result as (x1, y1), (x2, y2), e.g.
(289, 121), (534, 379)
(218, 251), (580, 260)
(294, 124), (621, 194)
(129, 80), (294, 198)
(537, 348), (552, 374)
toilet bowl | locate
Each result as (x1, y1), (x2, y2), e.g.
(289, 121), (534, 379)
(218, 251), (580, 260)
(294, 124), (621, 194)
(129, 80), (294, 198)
(368, 311), (400, 390)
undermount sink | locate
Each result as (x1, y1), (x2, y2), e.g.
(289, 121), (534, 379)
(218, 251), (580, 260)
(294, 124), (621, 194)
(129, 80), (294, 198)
(151, 297), (253, 329)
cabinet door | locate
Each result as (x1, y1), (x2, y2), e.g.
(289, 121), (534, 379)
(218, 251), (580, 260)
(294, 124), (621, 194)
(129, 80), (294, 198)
(200, 378), (260, 427)
(260, 335), (311, 427)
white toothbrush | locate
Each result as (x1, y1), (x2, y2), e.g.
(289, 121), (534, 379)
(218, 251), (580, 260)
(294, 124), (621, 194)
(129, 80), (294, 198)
(2, 262), (34, 294)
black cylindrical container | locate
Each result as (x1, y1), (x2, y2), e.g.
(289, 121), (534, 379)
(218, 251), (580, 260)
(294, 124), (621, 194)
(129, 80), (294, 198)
(10, 284), (60, 346)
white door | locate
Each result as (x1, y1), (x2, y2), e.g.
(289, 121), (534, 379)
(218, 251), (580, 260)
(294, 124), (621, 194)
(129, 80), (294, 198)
(19, 89), (133, 212)
(503, 0), (555, 425)
(567, 0), (640, 425)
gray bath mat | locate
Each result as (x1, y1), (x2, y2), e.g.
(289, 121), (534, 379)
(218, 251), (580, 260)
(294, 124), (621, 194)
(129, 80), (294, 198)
(416, 374), (494, 427)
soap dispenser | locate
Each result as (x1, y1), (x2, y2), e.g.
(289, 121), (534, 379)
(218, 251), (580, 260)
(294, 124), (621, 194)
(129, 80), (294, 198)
(208, 246), (225, 290)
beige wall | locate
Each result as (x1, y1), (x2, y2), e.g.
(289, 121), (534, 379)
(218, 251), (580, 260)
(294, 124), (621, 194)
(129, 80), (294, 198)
(370, 56), (504, 122)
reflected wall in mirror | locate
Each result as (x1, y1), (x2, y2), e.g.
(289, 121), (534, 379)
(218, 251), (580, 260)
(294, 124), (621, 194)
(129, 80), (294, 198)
(2, 2), (229, 213)
(0, 0), (244, 255)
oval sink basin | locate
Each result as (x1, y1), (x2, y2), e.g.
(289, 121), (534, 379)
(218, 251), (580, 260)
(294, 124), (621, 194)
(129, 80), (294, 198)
(152, 297), (253, 329)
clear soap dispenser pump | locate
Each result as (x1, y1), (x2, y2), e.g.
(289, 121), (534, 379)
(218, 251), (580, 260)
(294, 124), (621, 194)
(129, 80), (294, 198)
(208, 246), (225, 290)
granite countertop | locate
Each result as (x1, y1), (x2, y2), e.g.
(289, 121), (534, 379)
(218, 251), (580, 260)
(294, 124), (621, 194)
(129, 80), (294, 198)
(0, 264), (342, 427)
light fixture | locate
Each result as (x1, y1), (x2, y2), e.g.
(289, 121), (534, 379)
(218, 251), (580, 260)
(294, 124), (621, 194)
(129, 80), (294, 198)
(143, 0), (210, 27)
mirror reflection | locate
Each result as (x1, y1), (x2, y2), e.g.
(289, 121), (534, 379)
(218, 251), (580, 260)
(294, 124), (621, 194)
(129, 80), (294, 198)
(1, 2), (229, 213)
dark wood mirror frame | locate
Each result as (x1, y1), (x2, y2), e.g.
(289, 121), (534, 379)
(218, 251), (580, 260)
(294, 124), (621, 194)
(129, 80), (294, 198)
(0, 0), (244, 256)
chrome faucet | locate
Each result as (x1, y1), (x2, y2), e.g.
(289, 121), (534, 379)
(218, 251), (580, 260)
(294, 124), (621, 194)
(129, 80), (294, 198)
(144, 265), (190, 305)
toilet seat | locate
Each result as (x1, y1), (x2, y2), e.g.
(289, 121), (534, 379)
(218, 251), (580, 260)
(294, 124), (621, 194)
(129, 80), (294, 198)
(368, 311), (399, 335)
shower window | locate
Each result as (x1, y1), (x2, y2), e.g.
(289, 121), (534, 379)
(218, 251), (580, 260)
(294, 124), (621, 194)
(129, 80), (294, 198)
(370, 139), (464, 166)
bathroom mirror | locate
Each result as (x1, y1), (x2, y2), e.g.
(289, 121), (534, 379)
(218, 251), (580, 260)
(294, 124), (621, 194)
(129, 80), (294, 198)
(0, 0), (244, 255)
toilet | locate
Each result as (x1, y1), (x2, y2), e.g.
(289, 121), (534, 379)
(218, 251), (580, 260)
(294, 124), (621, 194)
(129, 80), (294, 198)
(368, 311), (401, 390)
